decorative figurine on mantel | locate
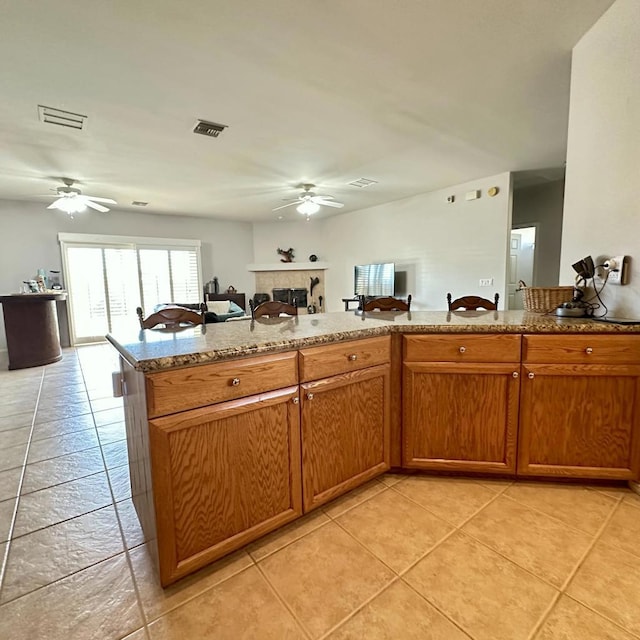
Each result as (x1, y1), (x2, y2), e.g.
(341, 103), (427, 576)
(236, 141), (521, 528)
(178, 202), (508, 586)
(277, 247), (294, 263)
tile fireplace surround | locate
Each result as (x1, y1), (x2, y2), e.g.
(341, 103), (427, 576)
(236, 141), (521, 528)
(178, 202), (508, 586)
(254, 269), (325, 313)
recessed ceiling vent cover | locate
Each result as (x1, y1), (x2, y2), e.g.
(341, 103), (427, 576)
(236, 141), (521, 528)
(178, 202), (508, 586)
(193, 120), (228, 138)
(348, 178), (378, 188)
(38, 105), (87, 130)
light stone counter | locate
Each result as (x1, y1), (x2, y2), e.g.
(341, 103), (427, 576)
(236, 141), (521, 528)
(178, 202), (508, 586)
(106, 310), (640, 373)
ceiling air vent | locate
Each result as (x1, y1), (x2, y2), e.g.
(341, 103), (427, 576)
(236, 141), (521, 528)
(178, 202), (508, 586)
(193, 119), (228, 138)
(38, 105), (87, 130)
(348, 178), (378, 188)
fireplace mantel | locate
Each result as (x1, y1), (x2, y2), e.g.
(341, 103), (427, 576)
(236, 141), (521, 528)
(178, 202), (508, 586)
(247, 262), (329, 272)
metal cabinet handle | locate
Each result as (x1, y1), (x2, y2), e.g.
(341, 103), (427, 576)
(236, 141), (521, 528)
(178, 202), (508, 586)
(292, 397), (299, 405)
(307, 392), (314, 400)
(585, 347), (593, 355)
(348, 354), (357, 361)
(528, 372), (535, 379)
(231, 377), (240, 386)
(459, 346), (466, 353)
(512, 371), (519, 378)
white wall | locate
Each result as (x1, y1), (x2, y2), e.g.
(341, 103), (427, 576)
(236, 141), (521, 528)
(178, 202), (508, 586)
(252, 219), (328, 265)
(560, 0), (640, 316)
(0, 200), (254, 350)
(253, 173), (512, 311)
(513, 180), (565, 287)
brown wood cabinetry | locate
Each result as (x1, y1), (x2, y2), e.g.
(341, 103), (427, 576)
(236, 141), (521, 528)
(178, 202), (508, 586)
(403, 335), (521, 474)
(518, 335), (640, 479)
(299, 337), (391, 511)
(149, 386), (302, 585)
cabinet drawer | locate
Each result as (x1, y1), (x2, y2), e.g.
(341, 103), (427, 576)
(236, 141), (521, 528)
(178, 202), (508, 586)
(299, 336), (390, 382)
(404, 334), (521, 363)
(523, 335), (640, 364)
(146, 351), (298, 418)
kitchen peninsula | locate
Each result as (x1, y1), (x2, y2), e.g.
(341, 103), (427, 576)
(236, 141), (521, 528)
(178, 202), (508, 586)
(107, 311), (640, 586)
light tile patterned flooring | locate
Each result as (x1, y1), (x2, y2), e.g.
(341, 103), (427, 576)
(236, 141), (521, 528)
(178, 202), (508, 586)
(0, 346), (640, 639)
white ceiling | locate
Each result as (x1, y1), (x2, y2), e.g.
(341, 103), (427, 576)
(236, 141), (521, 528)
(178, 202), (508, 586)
(0, 0), (613, 222)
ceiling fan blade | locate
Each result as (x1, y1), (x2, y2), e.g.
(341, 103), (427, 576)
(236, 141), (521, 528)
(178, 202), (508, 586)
(316, 199), (344, 208)
(47, 199), (65, 209)
(80, 196), (117, 204)
(310, 195), (334, 201)
(272, 201), (300, 212)
(85, 200), (110, 213)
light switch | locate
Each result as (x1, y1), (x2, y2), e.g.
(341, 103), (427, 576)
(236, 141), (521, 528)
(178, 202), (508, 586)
(466, 190), (480, 201)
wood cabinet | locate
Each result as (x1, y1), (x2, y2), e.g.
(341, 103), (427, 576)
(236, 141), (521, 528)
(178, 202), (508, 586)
(149, 386), (302, 585)
(517, 335), (640, 479)
(299, 337), (391, 511)
(403, 335), (521, 474)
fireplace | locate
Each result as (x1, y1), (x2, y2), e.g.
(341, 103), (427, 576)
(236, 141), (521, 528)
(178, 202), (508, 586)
(272, 288), (308, 308)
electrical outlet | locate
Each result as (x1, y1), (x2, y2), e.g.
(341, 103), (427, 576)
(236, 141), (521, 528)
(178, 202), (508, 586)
(479, 278), (493, 287)
(604, 255), (630, 285)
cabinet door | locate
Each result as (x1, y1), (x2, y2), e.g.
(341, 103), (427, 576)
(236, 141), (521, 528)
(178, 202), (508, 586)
(149, 386), (302, 586)
(518, 364), (640, 479)
(403, 362), (520, 474)
(301, 364), (390, 512)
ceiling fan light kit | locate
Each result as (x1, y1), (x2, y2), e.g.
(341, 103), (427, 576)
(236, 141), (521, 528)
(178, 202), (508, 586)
(272, 183), (345, 217)
(44, 179), (117, 217)
(297, 201), (320, 215)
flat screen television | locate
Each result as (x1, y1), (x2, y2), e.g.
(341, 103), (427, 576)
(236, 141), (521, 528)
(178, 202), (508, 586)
(354, 262), (395, 297)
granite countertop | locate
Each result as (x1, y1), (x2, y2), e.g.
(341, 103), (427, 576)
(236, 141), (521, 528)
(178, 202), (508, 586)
(106, 310), (640, 372)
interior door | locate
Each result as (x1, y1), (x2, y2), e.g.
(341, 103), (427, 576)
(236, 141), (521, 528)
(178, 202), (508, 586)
(508, 228), (536, 310)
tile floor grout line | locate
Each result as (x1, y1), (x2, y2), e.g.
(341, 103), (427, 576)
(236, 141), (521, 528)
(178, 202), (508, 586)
(140, 559), (258, 627)
(0, 367), (44, 594)
(248, 515), (333, 564)
(77, 347), (150, 636)
(558, 494), (623, 593)
(329, 515), (403, 577)
(0, 546), (128, 607)
(387, 478), (504, 533)
(399, 575), (476, 640)
(396, 526), (462, 579)
(323, 481), (389, 518)
(498, 488), (620, 537)
(553, 496), (640, 638)
(524, 495), (627, 640)
(254, 560), (315, 640)
(525, 589), (563, 640)
(316, 576), (402, 640)
(561, 592), (640, 640)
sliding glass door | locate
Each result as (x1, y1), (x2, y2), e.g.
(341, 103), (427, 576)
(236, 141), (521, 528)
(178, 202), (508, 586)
(60, 234), (202, 344)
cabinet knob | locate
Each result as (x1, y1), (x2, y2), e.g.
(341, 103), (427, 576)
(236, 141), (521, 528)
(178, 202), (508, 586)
(307, 392), (314, 400)
(585, 347), (593, 355)
(459, 346), (466, 353)
(231, 377), (240, 386)
(528, 372), (535, 379)
(348, 354), (357, 361)
(512, 371), (519, 378)
(292, 397), (299, 405)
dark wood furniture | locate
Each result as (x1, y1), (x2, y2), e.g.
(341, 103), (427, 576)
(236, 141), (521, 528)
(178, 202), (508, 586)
(205, 292), (247, 312)
(0, 292), (67, 369)
(137, 305), (205, 329)
(447, 293), (499, 310)
(249, 300), (298, 319)
(362, 295), (412, 312)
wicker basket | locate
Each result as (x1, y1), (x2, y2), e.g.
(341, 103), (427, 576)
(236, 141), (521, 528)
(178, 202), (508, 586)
(517, 280), (574, 313)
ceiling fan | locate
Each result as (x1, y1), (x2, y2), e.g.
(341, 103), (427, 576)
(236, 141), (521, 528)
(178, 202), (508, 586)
(272, 184), (344, 216)
(45, 178), (117, 216)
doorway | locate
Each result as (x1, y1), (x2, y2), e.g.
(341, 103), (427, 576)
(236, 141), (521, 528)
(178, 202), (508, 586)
(508, 226), (537, 310)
